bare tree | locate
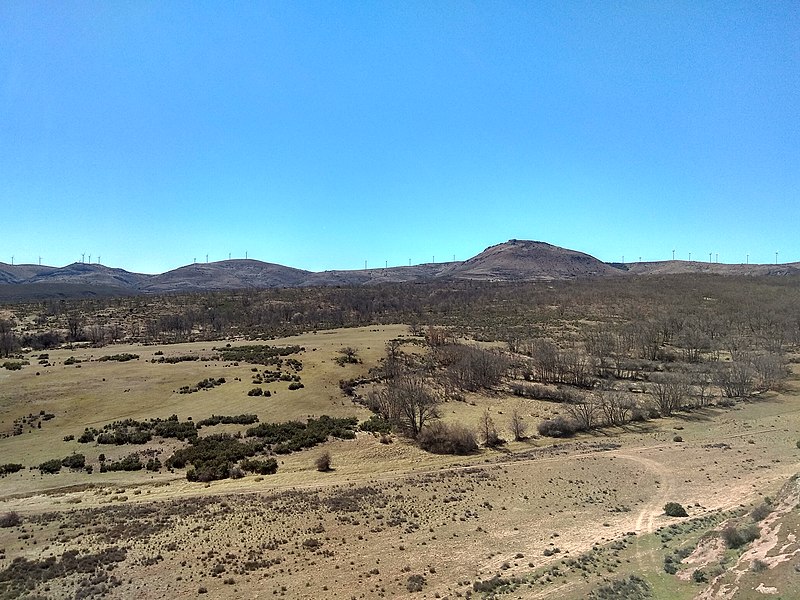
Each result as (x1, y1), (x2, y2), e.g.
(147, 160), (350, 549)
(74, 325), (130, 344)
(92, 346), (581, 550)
(650, 373), (690, 416)
(0, 319), (15, 358)
(66, 313), (84, 342)
(566, 394), (598, 430)
(508, 406), (527, 441)
(599, 391), (635, 426)
(750, 353), (788, 391)
(715, 361), (755, 398)
(478, 409), (500, 447)
(371, 376), (441, 438)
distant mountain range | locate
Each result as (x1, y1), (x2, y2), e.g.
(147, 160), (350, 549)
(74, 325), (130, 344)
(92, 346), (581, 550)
(1, 240), (798, 301)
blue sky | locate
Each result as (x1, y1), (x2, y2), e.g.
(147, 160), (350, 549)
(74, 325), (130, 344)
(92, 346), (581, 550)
(1, 1), (798, 273)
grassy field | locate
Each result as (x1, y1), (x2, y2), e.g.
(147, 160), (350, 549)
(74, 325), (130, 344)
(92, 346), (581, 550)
(1, 324), (800, 599)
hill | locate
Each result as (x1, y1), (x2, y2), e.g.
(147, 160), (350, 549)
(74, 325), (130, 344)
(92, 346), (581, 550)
(141, 260), (310, 293)
(449, 239), (621, 281)
(2, 240), (799, 300)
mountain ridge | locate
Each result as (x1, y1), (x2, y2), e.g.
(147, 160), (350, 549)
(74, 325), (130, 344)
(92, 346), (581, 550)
(1, 240), (799, 300)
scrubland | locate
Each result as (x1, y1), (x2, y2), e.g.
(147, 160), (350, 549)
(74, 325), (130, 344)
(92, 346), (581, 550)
(1, 276), (800, 599)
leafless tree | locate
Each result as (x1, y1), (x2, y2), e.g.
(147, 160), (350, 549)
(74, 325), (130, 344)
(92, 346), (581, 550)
(478, 409), (500, 447)
(0, 320), (15, 357)
(750, 353), (788, 391)
(715, 360), (755, 398)
(598, 391), (635, 426)
(370, 375), (441, 438)
(508, 406), (527, 441)
(566, 394), (599, 430)
(66, 313), (84, 342)
(650, 373), (690, 416)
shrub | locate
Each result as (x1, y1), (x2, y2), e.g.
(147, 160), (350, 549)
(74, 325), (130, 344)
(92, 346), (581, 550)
(416, 422), (478, 455)
(751, 559), (768, 572)
(98, 353), (139, 362)
(673, 435), (683, 442)
(288, 381), (304, 390)
(537, 415), (576, 438)
(360, 415), (392, 434)
(721, 524), (760, 549)
(473, 576), (511, 593)
(240, 458), (278, 475)
(0, 463), (23, 477)
(38, 459), (62, 474)
(196, 414), (258, 427)
(588, 574), (652, 599)
(750, 503), (772, 522)
(78, 429), (95, 443)
(101, 453), (143, 472)
(406, 574), (426, 593)
(0, 511), (22, 528)
(315, 451), (332, 472)
(61, 454), (86, 470)
(664, 502), (688, 517)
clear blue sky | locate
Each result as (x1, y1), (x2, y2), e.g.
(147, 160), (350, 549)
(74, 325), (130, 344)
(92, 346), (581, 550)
(2, 1), (798, 273)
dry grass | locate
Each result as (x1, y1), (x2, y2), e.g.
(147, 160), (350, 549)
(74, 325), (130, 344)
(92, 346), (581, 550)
(1, 326), (800, 599)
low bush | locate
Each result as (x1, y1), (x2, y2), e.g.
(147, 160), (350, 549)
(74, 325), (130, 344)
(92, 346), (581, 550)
(360, 415), (392, 434)
(98, 353), (139, 362)
(406, 574), (426, 593)
(0, 511), (22, 528)
(61, 454), (86, 470)
(537, 415), (577, 438)
(247, 416), (357, 454)
(750, 503), (772, 522)
(0, 463), (23, 477)
(196, 414), (258, 427)
(315, 451), (332, 472)
(101, 453), (143, 472)
(215, 344), (303, 365)
(721, 523), (760, 549)
(239, 458), (278, 475)
(416, 422), (478, 455)
(38, 459), (62, 474)
(588, 574), (652, 599)
(473, 575), (512, 593)
(664, 502), (688, 517)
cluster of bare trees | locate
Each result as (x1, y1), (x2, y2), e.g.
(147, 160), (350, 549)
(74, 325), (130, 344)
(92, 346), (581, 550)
(363, 336), (513, 452)
(513, 339), (593, 387)
(366, 375), (440, 438)
(0, 319), (16, 357)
